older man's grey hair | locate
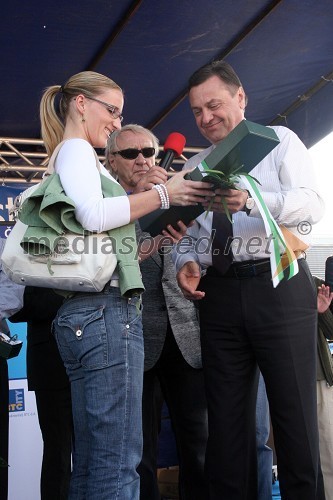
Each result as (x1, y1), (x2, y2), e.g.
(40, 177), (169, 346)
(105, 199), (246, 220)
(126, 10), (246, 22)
(105, 124), (160, 177)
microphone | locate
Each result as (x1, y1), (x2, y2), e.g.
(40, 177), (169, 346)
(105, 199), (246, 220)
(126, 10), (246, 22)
(159, 132), (186, 171)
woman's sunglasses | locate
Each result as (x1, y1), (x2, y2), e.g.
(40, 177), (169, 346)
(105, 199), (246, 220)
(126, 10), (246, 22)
(112, 147), (156, 160)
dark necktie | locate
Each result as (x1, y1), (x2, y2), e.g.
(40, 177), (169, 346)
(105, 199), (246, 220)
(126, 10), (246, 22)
(211, 212), (233, 275)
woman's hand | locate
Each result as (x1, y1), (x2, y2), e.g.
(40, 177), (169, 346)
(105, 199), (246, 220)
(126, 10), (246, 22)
(165, 170), (215, 206)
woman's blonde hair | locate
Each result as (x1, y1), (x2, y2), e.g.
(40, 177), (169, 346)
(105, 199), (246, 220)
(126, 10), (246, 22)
(40, 71), (122, 157)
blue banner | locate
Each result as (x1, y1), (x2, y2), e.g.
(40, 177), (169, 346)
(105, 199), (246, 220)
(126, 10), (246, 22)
(0, 184), (23, 238)
(7, 321), (27, 380)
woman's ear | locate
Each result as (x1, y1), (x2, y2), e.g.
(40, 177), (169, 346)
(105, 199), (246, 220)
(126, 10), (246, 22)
(74, 94), (86, 115)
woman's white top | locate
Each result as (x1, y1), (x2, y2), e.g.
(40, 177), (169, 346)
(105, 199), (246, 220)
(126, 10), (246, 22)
(55, 138), (130, 233)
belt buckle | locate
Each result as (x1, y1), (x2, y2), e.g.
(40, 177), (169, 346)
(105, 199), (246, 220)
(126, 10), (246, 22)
(233, 263), (255, 278)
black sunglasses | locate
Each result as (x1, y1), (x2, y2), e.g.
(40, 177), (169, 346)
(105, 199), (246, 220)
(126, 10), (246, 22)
(112, 147), (156, 160)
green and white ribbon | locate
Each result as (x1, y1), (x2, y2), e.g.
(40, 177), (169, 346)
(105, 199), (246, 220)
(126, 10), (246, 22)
(196, 159), (298, 287)
(240, 174), (298, 287)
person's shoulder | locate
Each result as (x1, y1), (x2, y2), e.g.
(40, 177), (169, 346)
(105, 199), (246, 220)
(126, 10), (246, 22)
(59, 138), (95, 154)
(267, 125), (308, 155)
(267, 125), (299, 142)
(56, 139), (96, 168)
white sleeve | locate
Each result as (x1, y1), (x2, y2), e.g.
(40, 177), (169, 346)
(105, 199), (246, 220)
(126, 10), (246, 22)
(172, 221), (202, 272)
(0, 239), (25, 320)
(249, 127), (325, 226)
(55, 139), (130, 232)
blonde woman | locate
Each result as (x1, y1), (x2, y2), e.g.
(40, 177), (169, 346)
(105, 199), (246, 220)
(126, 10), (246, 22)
(39, 71), (213, 500)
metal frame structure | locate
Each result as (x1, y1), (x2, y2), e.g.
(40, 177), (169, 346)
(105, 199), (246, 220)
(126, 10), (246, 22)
(0, 137), (203, 185)
(1, 0), (332, 185)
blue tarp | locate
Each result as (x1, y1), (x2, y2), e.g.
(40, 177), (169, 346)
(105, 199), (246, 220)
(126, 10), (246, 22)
(1, 0), (332, 157)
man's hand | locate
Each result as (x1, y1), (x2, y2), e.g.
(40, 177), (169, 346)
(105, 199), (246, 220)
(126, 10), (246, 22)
(160, 219), (192, 243)
(317, 284), (333, 313)
(177, 261), (205, 301)
(139, 220), (193, 262)
(202, 188), (248, 214)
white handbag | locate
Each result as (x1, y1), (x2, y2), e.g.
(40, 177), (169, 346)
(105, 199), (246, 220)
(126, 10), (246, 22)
(1, 143), (117, 293)
(1, 220), (117, 292)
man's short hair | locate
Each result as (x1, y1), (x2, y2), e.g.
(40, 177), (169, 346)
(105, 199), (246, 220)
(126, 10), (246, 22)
(188, 60), (247, 105)
(188, 60), (243, 92)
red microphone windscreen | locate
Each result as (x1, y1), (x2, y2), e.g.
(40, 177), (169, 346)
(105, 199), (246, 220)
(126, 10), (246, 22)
(163, 132), (186, 157)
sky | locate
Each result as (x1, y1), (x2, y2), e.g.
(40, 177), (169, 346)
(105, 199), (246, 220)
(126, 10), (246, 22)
(308, 131), (333, 242)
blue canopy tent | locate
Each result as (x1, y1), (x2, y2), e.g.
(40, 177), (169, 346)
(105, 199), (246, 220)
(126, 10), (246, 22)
(0, 0), (332, 183)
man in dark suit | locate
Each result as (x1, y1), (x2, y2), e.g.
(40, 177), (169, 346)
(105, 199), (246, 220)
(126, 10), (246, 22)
(174, 60), (325, 499)
(106, 124), (208, 500)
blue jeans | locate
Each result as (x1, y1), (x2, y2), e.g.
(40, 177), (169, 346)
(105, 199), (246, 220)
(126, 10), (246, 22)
(53, 286), (144, 500)
(256, 373), (273, 500)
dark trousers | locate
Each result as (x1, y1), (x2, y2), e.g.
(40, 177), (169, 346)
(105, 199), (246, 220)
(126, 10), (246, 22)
(199, 259), (323, 500)
(34, 386), (73, 500)
(138, 323), (208, 500)
(0, 358), (8, 500)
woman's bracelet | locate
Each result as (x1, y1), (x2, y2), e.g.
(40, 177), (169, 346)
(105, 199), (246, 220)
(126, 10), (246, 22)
(152, 184), (170, 209)
(159, 183), (170, 208)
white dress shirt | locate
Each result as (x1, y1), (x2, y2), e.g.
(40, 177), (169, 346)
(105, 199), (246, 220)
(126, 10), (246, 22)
(0, 238), (24, 323)
(173, 126), (325, 272)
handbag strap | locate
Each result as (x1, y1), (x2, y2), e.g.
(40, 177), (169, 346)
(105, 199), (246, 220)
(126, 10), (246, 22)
(44, 139), (101, 176)
(10, 141), (102, 221)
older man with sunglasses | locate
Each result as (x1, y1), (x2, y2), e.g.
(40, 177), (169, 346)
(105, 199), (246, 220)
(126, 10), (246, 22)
(105, 124), (208, 500)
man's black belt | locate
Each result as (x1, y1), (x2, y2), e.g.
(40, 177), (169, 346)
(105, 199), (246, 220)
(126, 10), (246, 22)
(208, 258), (271, 279)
